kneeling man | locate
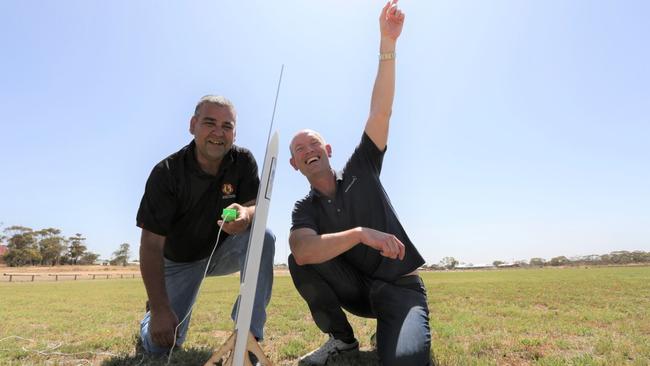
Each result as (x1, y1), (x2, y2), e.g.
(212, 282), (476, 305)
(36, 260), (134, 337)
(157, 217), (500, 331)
(288, 1), (432, 365)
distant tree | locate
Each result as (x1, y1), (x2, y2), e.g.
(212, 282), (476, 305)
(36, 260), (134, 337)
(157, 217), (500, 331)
(575, 254), (602, 265)
(630, 251), (648, 263)
(440, 256), (458, 270)
(110, 243), (130, 266)
(67, 233), (87, 265)
(514, 259), (528, 267)
(549, 256), (570, 266)
(4, 225), (33, 237)
(0, 221), (6, 244)
(35, 228), (66, 266)
(79, 252), (100, 265)
(632, 250), (650, 263)
(493, 260), (505, 267)
(529, 257), (546, 267)
(3, 226), (40, 266)
(609, 251), (633, 264)
(600, 253), (612, 265)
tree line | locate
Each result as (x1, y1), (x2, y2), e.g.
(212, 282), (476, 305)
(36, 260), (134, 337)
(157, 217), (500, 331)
(429, 250), (650, 270)
(0, 225), (131, 267)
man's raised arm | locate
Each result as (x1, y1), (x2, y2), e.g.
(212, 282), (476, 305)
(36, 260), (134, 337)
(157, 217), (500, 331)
(365, 0), (405, 151)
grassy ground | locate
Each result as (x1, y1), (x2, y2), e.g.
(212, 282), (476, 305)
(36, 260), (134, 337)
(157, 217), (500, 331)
(0, 266), (648, 365)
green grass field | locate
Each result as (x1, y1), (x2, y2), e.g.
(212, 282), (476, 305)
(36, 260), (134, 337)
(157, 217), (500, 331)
(1, 266), (648, 365)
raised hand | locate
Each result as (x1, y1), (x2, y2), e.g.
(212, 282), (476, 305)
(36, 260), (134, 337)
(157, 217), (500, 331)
(380, 0), (405, 41)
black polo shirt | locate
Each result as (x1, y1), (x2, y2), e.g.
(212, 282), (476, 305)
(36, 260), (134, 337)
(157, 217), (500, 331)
(291, 133), (425, 281)
(137, 141), (259, 262)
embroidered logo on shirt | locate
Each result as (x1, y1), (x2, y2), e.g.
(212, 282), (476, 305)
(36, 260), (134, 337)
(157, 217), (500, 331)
(222, 183), (236, 199)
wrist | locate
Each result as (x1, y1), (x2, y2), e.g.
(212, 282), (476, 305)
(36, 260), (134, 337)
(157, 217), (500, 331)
(246, 207), (254, 225)
(380, 37), (397, 52)
(379, 51), (396, 61)
(355, 227), (365, 243)
(149, 300), (172, 313)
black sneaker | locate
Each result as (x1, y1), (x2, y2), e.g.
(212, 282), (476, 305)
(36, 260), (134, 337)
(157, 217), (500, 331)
(249, 351), (261, 366)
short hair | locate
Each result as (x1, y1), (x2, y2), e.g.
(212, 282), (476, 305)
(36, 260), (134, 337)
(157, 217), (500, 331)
(193, 95), (236, 117)
(289, 129), (326, 156)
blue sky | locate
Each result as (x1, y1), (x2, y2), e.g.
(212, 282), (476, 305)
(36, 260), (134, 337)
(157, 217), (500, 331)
(1, 0), (648, 265)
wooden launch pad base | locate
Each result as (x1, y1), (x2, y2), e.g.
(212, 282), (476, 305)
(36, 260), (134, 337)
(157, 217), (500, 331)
(204, 331), (272, 366)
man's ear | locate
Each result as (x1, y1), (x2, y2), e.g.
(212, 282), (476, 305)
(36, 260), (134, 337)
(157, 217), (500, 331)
(189, 116), (197, 135)
(289, 157), (298, 171)
(326, 144), (332, 158)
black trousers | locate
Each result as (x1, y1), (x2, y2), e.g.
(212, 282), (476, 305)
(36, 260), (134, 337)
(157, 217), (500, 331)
(289, 254), (433, 366)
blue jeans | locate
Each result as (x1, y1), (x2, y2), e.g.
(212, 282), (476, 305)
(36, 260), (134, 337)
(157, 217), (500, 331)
(140, 228), (275, 354)
(289, 254), (432, 366)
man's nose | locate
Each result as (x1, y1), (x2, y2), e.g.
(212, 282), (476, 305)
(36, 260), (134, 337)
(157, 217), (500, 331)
(212, 126), (225, 135)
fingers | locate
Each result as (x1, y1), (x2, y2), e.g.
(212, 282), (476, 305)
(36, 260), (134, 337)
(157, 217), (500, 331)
(219, 221), (236, 235)
(388, 5), (404, 22)
(381, 1), (391, 19)
(152, 326), (176, 348)
(360, 228), (405, 261)
(382, 0), (401, 20)
(392, 236), (405, 260)
(219, 216), (248, 235)
(150, 309), (179, 348)
(154, 330), (175, 348)
(379, 235), (405, 260)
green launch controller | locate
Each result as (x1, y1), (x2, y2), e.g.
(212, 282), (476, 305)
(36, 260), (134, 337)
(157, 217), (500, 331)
(222, 208), (238, 222)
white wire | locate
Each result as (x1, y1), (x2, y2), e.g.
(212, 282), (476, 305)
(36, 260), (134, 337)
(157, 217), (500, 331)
(166, 221), (226, 364)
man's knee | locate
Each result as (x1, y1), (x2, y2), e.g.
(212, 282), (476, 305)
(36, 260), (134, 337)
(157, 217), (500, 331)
(378, 327), (432, 366)
(140, 334), (166, 355)
(379, 348), (431, 366)
(377, 310), (432, 365)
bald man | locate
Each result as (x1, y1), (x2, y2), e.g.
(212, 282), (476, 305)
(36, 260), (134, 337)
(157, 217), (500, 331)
(287, 2), (432, 365)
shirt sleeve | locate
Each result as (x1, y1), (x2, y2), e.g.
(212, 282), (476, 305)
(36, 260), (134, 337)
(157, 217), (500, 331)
(136, 163), (177, 236)
(291, 197), (318, 233)
(237, 151), (260, 204)
(348, 132), (386, 176)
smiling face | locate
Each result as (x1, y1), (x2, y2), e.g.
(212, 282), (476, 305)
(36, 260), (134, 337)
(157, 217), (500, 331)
(289, 129), (332, 179)
(189, 103), (236, 174)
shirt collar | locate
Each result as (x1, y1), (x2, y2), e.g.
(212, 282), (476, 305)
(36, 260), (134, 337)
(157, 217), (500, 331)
(187, 140), (236, 177)
(308, 169), (344, 201)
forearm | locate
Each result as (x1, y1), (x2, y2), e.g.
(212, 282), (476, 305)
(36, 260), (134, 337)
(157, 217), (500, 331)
(139, 234), (170, 311)
(370, 37), (397, 119)
(290, 227), (363, 265)
(366, 37), (397, 150)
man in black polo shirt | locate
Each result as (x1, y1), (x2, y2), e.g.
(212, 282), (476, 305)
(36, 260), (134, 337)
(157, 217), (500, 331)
(288, 2), (432, 365)
(136, 95), (275, 354)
